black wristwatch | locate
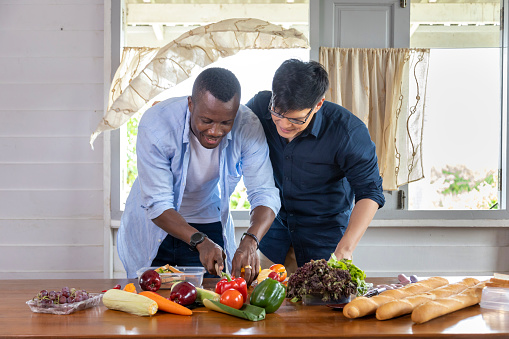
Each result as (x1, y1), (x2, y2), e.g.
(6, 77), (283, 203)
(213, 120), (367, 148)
(189, 232), (207, 251)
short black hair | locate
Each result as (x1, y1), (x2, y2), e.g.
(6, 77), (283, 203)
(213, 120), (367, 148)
(272, 59), (329, 113)
(192, 67), (241, 103)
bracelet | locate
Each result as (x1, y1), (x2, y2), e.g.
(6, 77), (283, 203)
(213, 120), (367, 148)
(241, 232), (259, 250)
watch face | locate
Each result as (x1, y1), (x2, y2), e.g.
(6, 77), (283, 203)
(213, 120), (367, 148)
(191, 232), (204, 244)
(190, 232), (206, 250)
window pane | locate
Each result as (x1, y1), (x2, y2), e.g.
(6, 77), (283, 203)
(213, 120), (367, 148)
(407, 0), (501, 210)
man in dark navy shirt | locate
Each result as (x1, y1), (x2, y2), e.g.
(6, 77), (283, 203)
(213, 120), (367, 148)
(247, 59), (385, 272)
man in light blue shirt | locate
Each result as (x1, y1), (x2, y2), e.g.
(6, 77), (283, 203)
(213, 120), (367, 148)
(118, 68), (280, 284)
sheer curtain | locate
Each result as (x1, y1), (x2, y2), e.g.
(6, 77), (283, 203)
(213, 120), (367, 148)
(90, 18), (309, 147)
(319, 48), (430, 190)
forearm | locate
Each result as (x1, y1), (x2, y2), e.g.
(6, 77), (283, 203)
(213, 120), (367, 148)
(334, 199), (379, 260)
(151, 208), (199, 245)
(240, 205), (276, 249)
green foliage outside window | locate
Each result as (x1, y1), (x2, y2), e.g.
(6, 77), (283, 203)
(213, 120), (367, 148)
(433, 165), (498, 210)
(230, 186), (251, 210)
(126, 114), (140, 188)
(441, 170), (495, 196)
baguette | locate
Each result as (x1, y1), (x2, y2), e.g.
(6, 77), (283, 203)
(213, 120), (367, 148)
(494, 272), (509, 280)
(343, 276), (449, 319)
(376, 277), (479, 320)
(485, 277), (509, 288)
(411, 281), (486, 324)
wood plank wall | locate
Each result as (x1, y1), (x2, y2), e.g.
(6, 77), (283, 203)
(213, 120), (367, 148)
(113, 225), (509, 279)
(0, 0), (106, 279)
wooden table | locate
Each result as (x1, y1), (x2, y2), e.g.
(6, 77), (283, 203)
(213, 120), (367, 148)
(1, 277), (508, 338)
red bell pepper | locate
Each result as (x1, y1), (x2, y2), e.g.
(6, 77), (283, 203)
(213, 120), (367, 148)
(215, 272), (248, 303)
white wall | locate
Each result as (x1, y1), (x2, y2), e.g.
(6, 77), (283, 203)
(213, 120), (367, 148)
(0, 0), (107, 279)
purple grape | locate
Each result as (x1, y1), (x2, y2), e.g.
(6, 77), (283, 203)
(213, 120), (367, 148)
(34, 287), (92, 306)
(48, 291), (57, 300)
(61, 287), (70, 297)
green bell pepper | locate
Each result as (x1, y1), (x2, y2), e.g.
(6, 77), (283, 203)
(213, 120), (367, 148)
(249, 277), (286, 313)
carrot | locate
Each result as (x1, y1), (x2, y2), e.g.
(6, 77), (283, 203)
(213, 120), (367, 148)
(139, 291), (192, 316)
(123, 283), (137, 293)
(156, 264), (183, 273)
(167, 265), (183, 273)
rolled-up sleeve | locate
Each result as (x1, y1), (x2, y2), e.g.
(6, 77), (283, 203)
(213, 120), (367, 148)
(239, 110), (281, 216)
(340, 124), (385, 208)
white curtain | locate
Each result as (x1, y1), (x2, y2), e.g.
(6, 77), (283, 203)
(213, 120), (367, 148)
(90, 18), (309, 147)
(319, 48), (430, 190)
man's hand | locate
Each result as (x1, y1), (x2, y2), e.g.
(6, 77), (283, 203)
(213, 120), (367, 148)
(231, 236), (260, 286)
(196, 238), (224, 276)
(332, 249), (353, 261)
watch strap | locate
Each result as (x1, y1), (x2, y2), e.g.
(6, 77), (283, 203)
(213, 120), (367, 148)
(189, 231), (207, 251)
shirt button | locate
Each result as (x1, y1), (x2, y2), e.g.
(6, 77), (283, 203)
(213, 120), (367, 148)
(285, 156), (290, 160)
(285, 177), (289, 181)
(158, 239), (162, 243)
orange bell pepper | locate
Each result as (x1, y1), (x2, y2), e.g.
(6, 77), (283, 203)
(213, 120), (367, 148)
(269, 264), (287, 283)
(123, 283), (137, 293)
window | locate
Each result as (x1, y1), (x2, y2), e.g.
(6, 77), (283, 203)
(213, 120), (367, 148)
(406, 0), (502, 211)
(112, 0), (509, 223)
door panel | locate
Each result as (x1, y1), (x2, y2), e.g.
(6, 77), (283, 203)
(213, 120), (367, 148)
(334, 5), (393, 48)
(310, 0), (409, 59)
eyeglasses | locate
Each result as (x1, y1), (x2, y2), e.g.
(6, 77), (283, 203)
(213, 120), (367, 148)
(268, 96), (314, 125)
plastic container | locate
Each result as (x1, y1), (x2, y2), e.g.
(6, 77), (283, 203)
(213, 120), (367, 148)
(136, 266), (206, 289)
(480, 287), (509, 312)
(302, 293), (352, 306)
(26, 293), (103, 315)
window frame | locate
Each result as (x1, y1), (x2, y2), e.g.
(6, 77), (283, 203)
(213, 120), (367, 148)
(109, 0), (509, 227)
(110, 0), (123, 222)
(373, 0), (509, 223)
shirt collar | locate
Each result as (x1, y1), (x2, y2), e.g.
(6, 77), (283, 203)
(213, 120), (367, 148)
(309, 106), (323, 137)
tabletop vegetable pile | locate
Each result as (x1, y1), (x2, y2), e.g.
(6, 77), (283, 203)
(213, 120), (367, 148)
(25, 259), (378, 321)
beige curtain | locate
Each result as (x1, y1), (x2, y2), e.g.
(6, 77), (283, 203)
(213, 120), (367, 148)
(319, 48), (430, 190)
(90, 18), (309, 147)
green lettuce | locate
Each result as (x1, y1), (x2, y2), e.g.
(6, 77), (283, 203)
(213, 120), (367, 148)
(327, 254), (372, 296)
